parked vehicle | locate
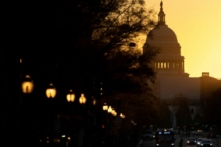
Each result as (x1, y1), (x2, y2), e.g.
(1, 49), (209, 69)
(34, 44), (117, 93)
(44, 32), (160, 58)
(196, 138), (207, 147)
(187, 137), (196, 145)
(142, 132), (155, 140)
(200, 139), (213, 147)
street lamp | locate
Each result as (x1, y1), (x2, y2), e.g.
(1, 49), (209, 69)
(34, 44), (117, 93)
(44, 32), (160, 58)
(107, 106), (114, 135)
(46, 83), (56, 98)
(92, 97), (96, 106)
(66, 89), (75, 102)
(120, 113), (125, 119)
(108, 106), (112, 113)
(66, 89), (76, 140)
(111, 109), (117, 116)
(21, 75), (34, 94)
(20, 74), (34, 145)
(103, 103), (108, 111)
(45, 83), (57, 140)
(79, 93), (86, 104)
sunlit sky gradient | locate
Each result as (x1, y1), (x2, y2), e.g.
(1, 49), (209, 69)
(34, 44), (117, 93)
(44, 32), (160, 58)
(143, 0), (221, 79)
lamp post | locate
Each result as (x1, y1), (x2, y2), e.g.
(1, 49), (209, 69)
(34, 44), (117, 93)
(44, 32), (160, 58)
(65, 90), (75, 147)
(20, 74), (34, 109)
(107, 106), (113, 136)
(78, 93), (87, 124)
(66, 89), (75, 135)
(21, 74), (34, 107)
(20, 74), (34, 145)
(79, 93), (87, 125)
(46, 83), (57, 139)
(77, 93), (87, 147)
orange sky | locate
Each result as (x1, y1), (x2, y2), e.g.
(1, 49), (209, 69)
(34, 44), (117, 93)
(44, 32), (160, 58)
(143, 0), (221, 79)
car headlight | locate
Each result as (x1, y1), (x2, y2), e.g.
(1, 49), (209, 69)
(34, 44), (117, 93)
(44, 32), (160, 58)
(61, 135), (66, 138)
(201, 144), (203, 146)
(171, 143), (174, 145)
(210, 143), (213, 146)
(187, 141), (190, 143)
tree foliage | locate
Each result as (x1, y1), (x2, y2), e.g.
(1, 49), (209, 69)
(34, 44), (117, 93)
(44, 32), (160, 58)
(20, 0), (158, 102)
(20, 0), (157, 84)
(10, 0), (160, 134)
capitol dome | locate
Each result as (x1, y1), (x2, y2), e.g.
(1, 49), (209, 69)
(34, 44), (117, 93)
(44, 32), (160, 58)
(144, 1), (181, 49)
(145, 1), (178, 44)
(143, 1), (186, 76)
(147, 25), (178, 43)
(141, 1), (200, 107)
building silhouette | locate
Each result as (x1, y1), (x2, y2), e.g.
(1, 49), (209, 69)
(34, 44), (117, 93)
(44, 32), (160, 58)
(142, 1), (221, 127)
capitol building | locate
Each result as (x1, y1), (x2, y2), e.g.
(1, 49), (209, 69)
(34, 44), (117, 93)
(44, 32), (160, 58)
(142, 1), (221, 125)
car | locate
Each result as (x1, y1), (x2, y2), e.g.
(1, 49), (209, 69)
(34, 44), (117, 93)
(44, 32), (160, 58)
(142, 130), (155, 140)
(186, 137), (196, 145)
(200, 139), (213, 147)
(196, 138), (207, 147)
(142, 133), (155, 140)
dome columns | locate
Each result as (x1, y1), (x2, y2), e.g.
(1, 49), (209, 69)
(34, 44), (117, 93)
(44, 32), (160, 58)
(153, 60), (184, 72)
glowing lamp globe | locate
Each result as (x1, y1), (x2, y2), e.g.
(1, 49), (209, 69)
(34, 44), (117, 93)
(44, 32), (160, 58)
(108, 106), (112, 113)
(93, 99), (96, 105)
(79, 93), (86, 104)
(21, 75), (34, 94)
(46, 83), (56, 98)
(102, 103), (108, 111)
(66, 89), (75, 102)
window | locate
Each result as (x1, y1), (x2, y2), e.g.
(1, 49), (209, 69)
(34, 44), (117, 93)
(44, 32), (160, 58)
(161, 63), (164, 68)
(164, 63), (166, 68)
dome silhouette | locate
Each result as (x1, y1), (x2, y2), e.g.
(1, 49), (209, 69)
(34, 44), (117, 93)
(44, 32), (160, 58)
(148, 25), (178, 43)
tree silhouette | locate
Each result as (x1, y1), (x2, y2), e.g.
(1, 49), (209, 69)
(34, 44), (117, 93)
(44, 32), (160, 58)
(14, 0), (158, 93)
(3, 0), (161, 140)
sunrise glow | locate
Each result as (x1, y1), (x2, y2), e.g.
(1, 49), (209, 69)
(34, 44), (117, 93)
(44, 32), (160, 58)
(144, 0), (221, 79)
